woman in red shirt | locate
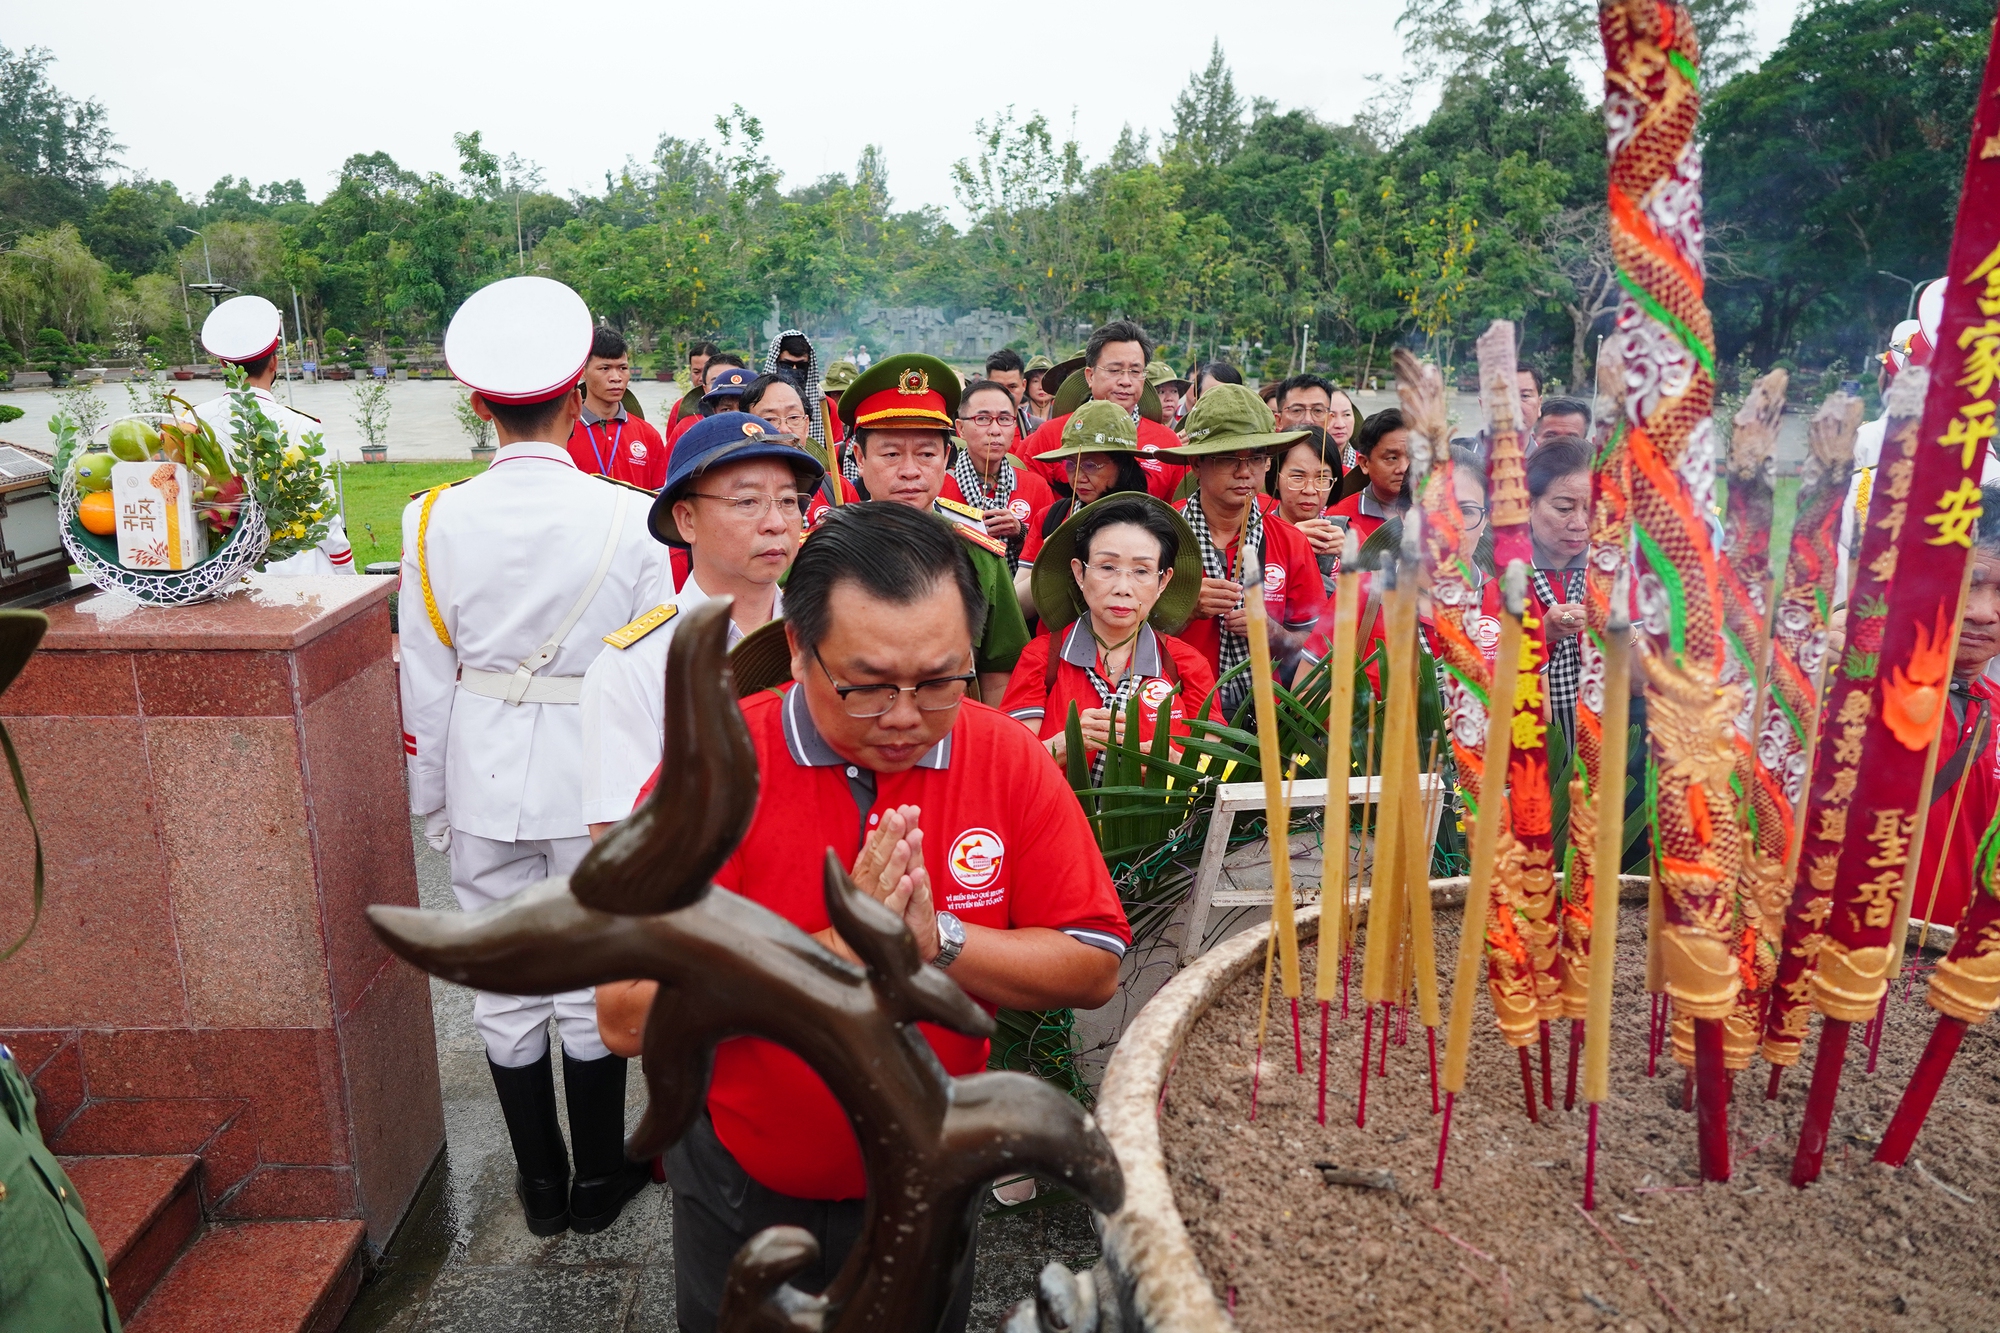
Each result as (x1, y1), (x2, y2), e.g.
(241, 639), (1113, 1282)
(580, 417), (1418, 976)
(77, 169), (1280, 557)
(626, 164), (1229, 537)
(1001, 494), (1219, 774)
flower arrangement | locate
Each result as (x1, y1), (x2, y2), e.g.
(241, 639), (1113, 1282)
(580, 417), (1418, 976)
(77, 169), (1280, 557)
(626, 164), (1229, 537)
(215, 369), (332, 564)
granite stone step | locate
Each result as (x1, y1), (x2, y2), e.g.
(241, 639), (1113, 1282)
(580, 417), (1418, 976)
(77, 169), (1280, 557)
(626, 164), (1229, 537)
(125, 1220), (367, 1333)
(60, 1154), (203, 1318)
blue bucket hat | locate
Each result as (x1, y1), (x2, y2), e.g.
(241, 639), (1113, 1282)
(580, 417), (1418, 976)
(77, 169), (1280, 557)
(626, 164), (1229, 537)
(699, 366), (756, 406)
(649, 411), (826, 547)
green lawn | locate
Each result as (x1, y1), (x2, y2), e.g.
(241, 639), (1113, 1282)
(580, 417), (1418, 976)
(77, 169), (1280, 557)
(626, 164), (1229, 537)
(332, 461), (485, 568)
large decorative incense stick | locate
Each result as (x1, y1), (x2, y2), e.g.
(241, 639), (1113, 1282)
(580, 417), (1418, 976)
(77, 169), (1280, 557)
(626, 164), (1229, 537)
(1436, 565), (1529, 1188)
(1875, 806), (2000, 1166)
(1756, 394), (1864, 1087)
(1601, 0), (1743, 1183)
(1474, 323), (1553, 1063)
(1558, 337), (1633, 1104)
(1698, 370), (1787, 1075)
(1244, 559), (1304, 1117)
(1581, 619), (1633, 1211)
(1314, 528), (1363, 1124)
(1791, 24), (2000, 1179)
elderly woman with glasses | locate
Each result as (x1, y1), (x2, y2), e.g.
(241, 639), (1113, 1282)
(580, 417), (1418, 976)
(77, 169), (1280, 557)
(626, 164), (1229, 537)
(1001, 494), (1220, 772)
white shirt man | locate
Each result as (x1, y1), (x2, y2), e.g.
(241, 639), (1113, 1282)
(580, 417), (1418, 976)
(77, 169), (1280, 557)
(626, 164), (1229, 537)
(399, 275), (662, 1239)
(194, 295), (355, 575)
(580, 410), (823, 833)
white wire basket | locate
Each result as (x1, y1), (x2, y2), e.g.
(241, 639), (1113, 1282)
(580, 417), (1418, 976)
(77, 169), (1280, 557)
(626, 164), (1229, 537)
(58, 412), (272, 606)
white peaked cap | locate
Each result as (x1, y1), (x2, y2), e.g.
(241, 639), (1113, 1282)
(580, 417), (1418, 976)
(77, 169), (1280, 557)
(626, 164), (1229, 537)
(1917, 278), (1946, 348)
(445, 276), (593, 405)
(200, 295), (283, 363)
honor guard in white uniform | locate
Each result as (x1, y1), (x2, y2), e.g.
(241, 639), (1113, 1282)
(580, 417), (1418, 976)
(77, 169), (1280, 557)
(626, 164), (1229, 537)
(193, 295), (356, 576)
(580, 410), (824, 830)
(400, 275), (663, 1237)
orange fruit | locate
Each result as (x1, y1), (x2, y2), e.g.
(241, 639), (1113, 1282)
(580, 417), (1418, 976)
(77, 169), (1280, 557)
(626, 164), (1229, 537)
(79, 490), (117, 535)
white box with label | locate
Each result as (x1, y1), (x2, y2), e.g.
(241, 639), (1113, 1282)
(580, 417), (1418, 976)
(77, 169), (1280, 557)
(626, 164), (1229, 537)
(110, 461), (207, 570)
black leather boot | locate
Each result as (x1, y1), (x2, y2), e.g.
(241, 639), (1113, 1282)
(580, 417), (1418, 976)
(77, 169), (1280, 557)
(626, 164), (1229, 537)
(488, 1052), (570, 1236)
(563, 1050), (650, 1234)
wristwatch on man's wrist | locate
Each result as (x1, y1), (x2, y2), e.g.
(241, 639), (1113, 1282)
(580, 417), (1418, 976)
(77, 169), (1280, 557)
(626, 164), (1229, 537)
(933, 911), (965, 969)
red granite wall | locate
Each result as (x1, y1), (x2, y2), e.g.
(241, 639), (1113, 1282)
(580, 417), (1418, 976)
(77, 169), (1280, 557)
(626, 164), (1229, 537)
(0, 581), (442, 1250)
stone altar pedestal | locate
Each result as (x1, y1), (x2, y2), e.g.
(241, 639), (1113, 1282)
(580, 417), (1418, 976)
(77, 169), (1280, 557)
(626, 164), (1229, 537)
(0, 575), (441, 1251)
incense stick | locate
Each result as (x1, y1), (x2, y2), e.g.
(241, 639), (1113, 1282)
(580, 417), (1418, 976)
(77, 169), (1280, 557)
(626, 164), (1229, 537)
(1580, 621), (1632, 1207)
(1315, 532), (1362, 1122)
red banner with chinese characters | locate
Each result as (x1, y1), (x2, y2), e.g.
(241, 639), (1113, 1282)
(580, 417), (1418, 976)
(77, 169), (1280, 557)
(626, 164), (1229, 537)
(1810, 25), (2000, 1024)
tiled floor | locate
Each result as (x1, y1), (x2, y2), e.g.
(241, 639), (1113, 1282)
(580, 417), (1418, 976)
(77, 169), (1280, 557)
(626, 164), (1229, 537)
(333, 823), (1102, 1332)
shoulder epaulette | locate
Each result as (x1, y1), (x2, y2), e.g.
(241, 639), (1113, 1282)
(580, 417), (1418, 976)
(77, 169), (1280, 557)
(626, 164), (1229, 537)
(951, 520), (1008, 559)
(934, 495), (985, 521)
(603, 604), (678, 649)
(408, 476), (474, 502)
(593, 473), (660, 496)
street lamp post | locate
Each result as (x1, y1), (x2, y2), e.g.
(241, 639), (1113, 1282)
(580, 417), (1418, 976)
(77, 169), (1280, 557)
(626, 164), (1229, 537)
(1876, 270), (1924, 323)
(176, 226), (214, 285)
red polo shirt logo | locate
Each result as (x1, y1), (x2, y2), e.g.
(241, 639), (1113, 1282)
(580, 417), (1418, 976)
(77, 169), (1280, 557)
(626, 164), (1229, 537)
(629, 439), (648, 461)
(1264, 562), (1286, 596)
(948, 827), (1006, 899)
(1139, 677), (1177, 717)
(1009, 497), (1032, 520)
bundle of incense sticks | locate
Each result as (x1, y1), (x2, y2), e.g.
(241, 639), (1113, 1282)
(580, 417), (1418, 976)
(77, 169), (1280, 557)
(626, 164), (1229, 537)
(1792, 23), (2000, 1182)
(1754, 393), (1861, 1092)
(1600, 0), (1744, 1182)
(1313, 527), (1362, 1124)
(1557, 336), (1632, 1111)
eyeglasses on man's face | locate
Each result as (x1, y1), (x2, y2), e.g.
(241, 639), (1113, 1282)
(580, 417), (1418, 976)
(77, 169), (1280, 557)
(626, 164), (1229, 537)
(687, 492), (803, 521)
(812, 648), (975, 718)
(958, 411), (1015, 429)
(1280, 402), (1333, 422)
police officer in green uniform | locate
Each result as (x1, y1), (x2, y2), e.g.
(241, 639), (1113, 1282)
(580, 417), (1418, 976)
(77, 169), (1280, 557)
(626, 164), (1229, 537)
(1, 1045), (121, 1330)
(0, 608), (120, 1331)
(809, 353), (1030, 703)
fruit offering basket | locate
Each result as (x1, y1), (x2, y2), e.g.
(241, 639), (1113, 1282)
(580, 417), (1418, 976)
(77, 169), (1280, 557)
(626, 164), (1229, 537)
(58, 411), (270, 607)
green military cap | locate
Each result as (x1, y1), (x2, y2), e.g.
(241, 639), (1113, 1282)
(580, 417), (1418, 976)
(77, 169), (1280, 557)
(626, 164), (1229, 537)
(1029, 492), (1203, 635)
(1145, 360), (1190, 392)
(822, 360), (860, 394)
(1047, 356), (1166, 424)
(1024, 354), (1054, 375)
(836, 353), (961, 435)
(1165, 381), (1308, 458)
(1034, 400), (1140, 461)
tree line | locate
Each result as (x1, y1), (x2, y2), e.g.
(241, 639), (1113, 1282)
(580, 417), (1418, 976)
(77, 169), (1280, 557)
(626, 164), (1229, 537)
(0, 0), (1986, 391)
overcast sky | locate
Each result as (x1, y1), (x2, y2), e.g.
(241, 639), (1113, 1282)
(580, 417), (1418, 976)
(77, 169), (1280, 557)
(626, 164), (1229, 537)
(11, 1), (1804, 220)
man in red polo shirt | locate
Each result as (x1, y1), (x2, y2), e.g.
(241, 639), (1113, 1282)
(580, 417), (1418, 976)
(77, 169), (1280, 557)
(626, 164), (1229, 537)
(566, 327), (669, 488)
(598, 501), (1125, 1333)
(664, 339), (719, 436)
(1020, 322), (1186, 500)
(1163, 382), (1326, 716)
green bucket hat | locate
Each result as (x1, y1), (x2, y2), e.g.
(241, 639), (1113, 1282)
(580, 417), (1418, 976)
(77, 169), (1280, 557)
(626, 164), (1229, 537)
(1029, 493), (1202, 635)
(1047, 357), (1165, 423)
(1033, 400), (1139, 462)
(1166, 381), (1309, 458)
(822, 360), (860, 395)
(729, 618), (794, 698)
(1024, 354), (1054, 376)
(1145, 360), (1190, 392)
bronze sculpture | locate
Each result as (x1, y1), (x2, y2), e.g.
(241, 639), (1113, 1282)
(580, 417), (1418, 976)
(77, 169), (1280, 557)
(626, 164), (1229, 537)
(368, 599), (1125, 1332)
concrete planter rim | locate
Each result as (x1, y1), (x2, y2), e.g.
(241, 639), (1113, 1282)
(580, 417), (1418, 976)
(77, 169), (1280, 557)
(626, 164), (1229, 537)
(1092, 873), (1654, 1330)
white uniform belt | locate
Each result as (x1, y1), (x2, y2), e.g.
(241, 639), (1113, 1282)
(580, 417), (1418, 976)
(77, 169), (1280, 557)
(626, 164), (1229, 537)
(458, 670), (584, 704)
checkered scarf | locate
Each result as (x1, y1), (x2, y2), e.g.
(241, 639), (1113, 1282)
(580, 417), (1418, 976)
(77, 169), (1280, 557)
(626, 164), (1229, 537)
(950, 448), (1016, 513)
(1083, 630), (1152, 786)
(1535, 567), (1585, 754)
(1183, 496), (1262, 717)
